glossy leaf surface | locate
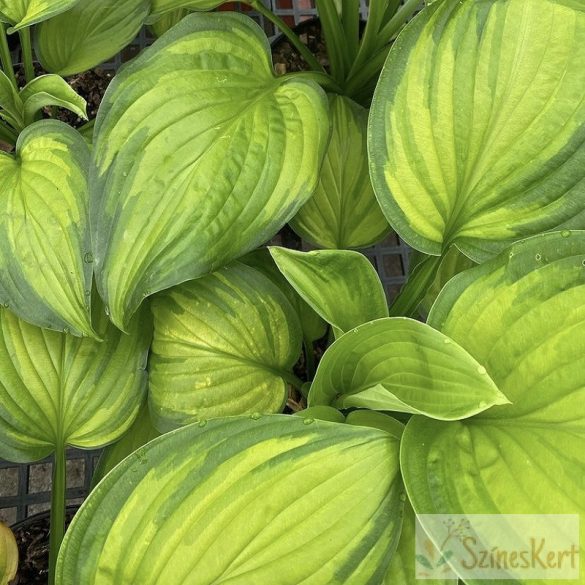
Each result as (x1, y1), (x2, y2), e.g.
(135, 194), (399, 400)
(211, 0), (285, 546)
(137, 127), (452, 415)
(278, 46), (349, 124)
(270, 247), (388, 335)
(149, 263), (302, 431)
(0, 121), (93, 337)
(36, 0), (150, 76)
(291, 95), (389, 249)
(369, 0), (585, 261)
(57, 415), (403, 585)
(0, 302), (151, 463)
(309, 318), (508, 420)
(0, 0), (78, 31)
(91, 13), (329, 330)
(402, 231), (585, 585)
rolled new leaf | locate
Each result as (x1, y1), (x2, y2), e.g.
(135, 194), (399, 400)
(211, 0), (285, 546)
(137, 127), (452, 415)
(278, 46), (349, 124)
(291, 95), (389, 249)
(91, 12), (329, 330)
(149, 263), (302, 431)
(20, 75), (87, 127)
(270, 247), (388, 335)
(309, 318), (509, 420)
(36, 0), (150, 76)
(0, 121), (94, 337)
(402, 231), (585, 585)
(0, 0), (79, 31)
(0, 70), (23, 129)
(0, 300), (151, 463)
(369, 0), (585, 261)
(57, 415), (404, 584)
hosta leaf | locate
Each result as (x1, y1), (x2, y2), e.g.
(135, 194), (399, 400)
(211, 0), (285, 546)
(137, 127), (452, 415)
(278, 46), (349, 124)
(0, 121), (94, 337)
(345, 410), (404, 438)
(20, 75), (87, 127)
(92, 404), (160, 487)
(149, 263), (302, 431)
(294, 405), (346, 424)
(291, 95), (389, 249)
(269, 247), (388, 336)
(148, 0), (223, 22)
(36, 0), (150, 77)
(0, 301), (151, 463)
(0, 71), (23, 130)
(401, 231), (585, 585)
(91, 12), (328, 331)
(385, 503), (453, 585)
(0, 523), (17, 585)
(149, 8), (189, 37)
(0, 0), (79, 31)
(369, 0), (585, 261)
(309, 318), (508, 420)
(57, 415), (404, 585)
(242, 248), (327, 343)
(419, 246), (476, 317)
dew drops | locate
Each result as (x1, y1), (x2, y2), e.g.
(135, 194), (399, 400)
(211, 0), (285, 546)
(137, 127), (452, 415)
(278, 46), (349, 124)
(2, 302), (8, 308)
(443, 338), (451, 345)
(535, 253), (542, 261)
(104, 306), (110, 316)
(303, 418), (315, 425)
(198, 419), (208, 428)
(84, 289), (91, 297)
(249, 412), (262, 420)
(478, 400), (488, 410)
(477, 365), (487, 375)
(84, 252), (94, 263)
(582, 259), (585, 267)
(561, 230), (571, 238)
(63, 327), (70, 335)
(508, 251), (515, 259)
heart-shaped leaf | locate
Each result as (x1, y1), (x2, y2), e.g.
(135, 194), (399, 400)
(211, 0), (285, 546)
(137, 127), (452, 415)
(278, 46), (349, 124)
(20, 75), (87, 127)
(149, 263), (302, 431)
(0, 300), (151, 463)
(57, 415), (404, 585)
(0, 0), (79, 31)
(369, 0), (585, 261)
(309, 318), (509, 420)
(0, 121), (94, 337)
(269, 247), (388, 336)
(290, 95), (389, 249)
(36, 0), (150, 77)
(91, 12), (329, 330)
(402, 231), (585, 585)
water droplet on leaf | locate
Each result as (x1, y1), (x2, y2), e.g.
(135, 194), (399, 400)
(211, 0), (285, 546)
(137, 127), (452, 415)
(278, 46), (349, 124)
(198, 419), (208, 427)
(249, 412), (262, 420)
(535, 253), (542, 261)
(561, 230), (571, 238)
(84, 252), (94, 263)
(303, 418), (315, 425)
(477, 365), (487, 375)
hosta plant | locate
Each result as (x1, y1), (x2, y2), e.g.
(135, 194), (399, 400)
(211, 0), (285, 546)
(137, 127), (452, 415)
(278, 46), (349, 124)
(0, 0), (584, 584)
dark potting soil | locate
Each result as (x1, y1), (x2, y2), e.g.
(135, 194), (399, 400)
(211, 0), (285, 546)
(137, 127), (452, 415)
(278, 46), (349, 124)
(12, 510), (76, 585)
(272, 19), (329, 75)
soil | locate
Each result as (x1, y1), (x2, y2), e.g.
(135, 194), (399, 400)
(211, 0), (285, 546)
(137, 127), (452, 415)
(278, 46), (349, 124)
(271, 19), (329, 75)
(11, 509), (77, 585)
